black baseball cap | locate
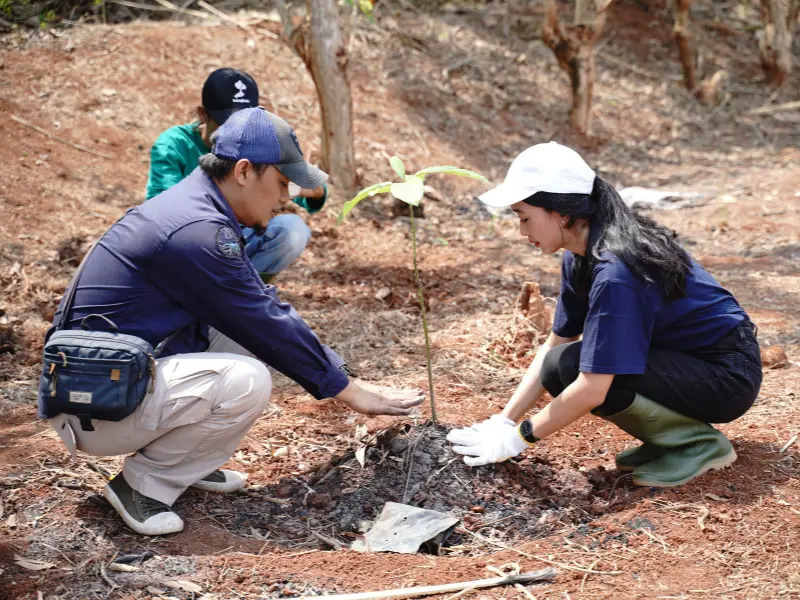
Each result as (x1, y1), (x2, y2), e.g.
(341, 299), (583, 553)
(201, 68), (259, 125)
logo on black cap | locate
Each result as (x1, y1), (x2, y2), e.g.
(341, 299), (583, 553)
(233, 80), (249, 104)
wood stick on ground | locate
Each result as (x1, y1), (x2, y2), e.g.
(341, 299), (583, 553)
(514, 583), (537, 600)
(196, 0), (249, 30)
(462, 529), (622, 576)
(11, 115), (114, 160)
(311, 531), (343, 551)
(298, 569), (556, 600)
(107, 0), (175, 12)
(99, 563), (119, 591)
(780, 433), (798, 453)
(580, 558), (602, 593)
(442, 586), (477, 600)
(748, 100), (800, 115)
(85, 461), (113, 479)
(151, 0), (210, 19)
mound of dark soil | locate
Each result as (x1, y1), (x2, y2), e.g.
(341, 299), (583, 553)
(223, 424), (620, 548)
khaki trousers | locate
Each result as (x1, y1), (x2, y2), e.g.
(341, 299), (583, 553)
(48, 330), (271, 505)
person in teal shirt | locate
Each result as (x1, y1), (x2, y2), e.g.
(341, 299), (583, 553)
(145, 68), (327, 282)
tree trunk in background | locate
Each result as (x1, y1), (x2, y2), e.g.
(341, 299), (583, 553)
(758, 0), (799, 85)
(307, 0), (359, 199)
(673, 0), (696, 91)
(278, 0), (359, 199)
(542, 0), (613, 135)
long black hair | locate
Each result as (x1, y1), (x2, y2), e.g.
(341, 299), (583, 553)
(524, 177), (692, 300)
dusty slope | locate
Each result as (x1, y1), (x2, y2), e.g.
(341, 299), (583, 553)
(1, 3), (799, 598)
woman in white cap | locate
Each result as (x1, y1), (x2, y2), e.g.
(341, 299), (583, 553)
(447, 143), (762, 487)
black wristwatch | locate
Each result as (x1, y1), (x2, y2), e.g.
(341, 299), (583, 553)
(519, 419), (540, 445)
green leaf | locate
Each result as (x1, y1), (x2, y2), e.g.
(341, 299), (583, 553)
(413, 166), (489, 182)
(389, 156), (406, 179)
(358, 0), (374, 17)
(337, 182), (393, 224)
(390, 176), (425, 206)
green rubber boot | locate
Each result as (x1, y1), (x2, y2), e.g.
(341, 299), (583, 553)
(614, 442), (664, 472)
(603, 394), (737, 487)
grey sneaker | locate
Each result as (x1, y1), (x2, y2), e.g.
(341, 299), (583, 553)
(103, 473), (184, 536)
(190, 469), (247, 493)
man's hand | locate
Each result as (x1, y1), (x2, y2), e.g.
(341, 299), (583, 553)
(335, 380), (424, 416)
(446, 420), (530, 467)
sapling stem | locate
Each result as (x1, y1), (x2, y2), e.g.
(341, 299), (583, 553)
(409, 204), (437, 424)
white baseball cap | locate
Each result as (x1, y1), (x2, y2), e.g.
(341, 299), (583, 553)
(478, 142), (596, 208)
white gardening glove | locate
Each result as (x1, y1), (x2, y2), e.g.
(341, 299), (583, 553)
(447, 414), (515, 439)
(446, 420), (532, 467)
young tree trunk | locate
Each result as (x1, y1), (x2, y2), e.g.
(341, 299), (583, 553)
(279, 0), (359, 199)
(758, 0), (799, 85)
(541, 0), (613, 135)
(673, 0), (696, 90)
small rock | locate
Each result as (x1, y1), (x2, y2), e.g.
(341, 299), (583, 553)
(101, 88), (117, 97)
(389, 438), (409, 455)
(274, 483), (297, 498)
(469, 505), (485, 514)
(307, 492), (331, 510)
(273, 446), (290, 459)
(375, 286), (392, 301)
(761, 345), (788, 369)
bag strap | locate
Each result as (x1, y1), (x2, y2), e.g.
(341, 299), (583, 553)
(153, 328), (185, 358)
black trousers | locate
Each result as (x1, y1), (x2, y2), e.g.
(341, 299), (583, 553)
(540, 321), (763, 423)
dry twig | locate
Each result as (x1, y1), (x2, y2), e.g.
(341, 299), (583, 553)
(11, 115), (114, 159)
(197, 0), (249, 30)
(462, 529), (623, 576)
(748, 100), (800, 115)
(298, 570), (556, 600)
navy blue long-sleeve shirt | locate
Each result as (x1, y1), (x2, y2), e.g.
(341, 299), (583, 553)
(38, 168), (349, 418)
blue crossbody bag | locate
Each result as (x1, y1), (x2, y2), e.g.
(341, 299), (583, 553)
(39, 241), (180, 432)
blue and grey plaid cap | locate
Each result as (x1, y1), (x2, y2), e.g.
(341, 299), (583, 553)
(213, 107), (328, 189)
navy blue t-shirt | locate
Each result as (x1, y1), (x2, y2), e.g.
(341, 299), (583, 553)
(552, 252), (748, 375)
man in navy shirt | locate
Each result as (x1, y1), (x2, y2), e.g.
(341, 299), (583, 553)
(42, 107), (423, 536)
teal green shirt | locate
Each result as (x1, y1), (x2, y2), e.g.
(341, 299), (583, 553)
(145, 123), (327, 213)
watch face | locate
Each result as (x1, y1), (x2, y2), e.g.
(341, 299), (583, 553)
(520, 419), (537, 443)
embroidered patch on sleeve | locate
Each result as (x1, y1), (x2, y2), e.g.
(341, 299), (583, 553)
(216, 226), (242, 259)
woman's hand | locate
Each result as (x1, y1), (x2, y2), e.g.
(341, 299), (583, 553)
(447, 420), (531, 467)
(335, 380), (424, 416)
(447, 414), (516, 439)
